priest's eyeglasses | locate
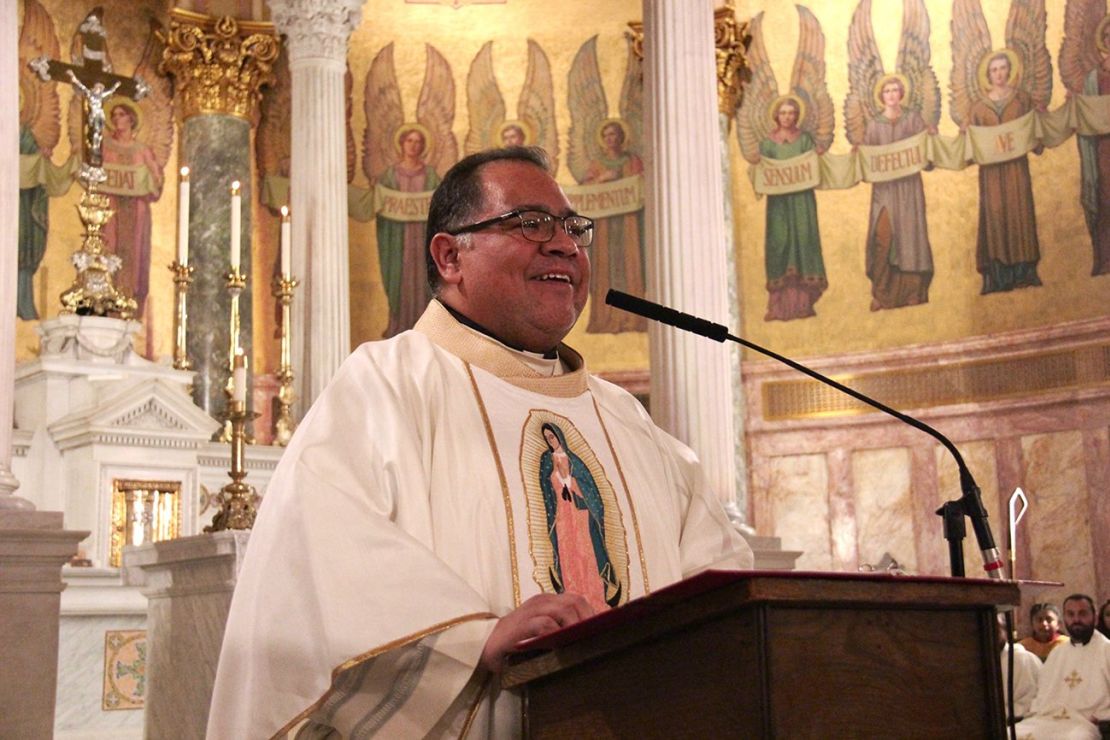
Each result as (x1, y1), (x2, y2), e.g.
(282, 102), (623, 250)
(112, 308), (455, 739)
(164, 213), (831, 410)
(448, 209), (595, 248)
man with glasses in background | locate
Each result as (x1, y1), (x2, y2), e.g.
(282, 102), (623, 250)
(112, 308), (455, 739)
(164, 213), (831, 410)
(209, 147), (753, 738)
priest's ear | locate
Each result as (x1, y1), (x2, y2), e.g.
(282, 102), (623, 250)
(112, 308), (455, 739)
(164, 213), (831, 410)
(429, 232), (465, 287)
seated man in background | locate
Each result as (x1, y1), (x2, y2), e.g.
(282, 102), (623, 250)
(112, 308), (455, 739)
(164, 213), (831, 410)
(999, 614), (1042, 722)
(1016, 594), (1110, 740)
(1020, 602), (1070, 662)
(207, 147), (753, 738)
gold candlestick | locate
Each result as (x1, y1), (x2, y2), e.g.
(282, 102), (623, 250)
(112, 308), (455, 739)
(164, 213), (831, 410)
(170, 261), (194, 370)
(204, 396), (259, 532)
(217, 268), (247, 443)
(271, 274), (298, 446)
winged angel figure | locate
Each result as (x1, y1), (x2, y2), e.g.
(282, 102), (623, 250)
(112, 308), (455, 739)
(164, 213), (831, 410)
(363, 43), (457, 338)
(951, 0), (1051, 293)
(64, 16), (174, 318)
(1060, 0), (1110, 274)
(844, 0), (939, 311)
(464, 39), (558, 169)
(18, 0), (61, 320)
(736, 6), (834, 322)
(566, 35), (644, 334)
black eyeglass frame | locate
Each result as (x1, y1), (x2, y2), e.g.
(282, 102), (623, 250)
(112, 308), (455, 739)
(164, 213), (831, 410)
(446, 209), (595, 247)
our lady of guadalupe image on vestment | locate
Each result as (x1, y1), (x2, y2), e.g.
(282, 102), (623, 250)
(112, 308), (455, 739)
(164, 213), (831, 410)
(520, 413), (629, 613)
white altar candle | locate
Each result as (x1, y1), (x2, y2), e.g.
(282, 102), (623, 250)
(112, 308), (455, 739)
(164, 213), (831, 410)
(280, 205), (291, 278)
(232, 350), (247, 403)
(177, 167), (190, 265)
(230, 180), (242, 271)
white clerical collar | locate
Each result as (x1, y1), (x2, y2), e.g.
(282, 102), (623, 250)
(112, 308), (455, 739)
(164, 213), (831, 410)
(454, 322), (566, 376)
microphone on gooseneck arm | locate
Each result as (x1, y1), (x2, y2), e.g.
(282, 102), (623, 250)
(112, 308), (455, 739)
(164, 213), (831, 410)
(605, 289), (1003, 580)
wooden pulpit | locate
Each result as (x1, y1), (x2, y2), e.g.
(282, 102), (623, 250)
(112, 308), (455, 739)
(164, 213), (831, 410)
(503, 571), (1020, 739)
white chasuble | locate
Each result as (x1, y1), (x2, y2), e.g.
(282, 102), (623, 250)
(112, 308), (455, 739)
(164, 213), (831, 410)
(1017, 632), (1110, 740)
(208, 301), (752, 740)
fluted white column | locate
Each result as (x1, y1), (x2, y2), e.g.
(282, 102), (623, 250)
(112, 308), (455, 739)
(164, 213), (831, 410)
(643, 0), (737, 506)
(269, 0), (364, 409)
(0, 0), (29, 508)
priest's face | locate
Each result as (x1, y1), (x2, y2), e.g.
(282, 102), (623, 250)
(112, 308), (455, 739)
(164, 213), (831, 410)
(448, 160), (590, 351)
(1063, 597), (1096, 645)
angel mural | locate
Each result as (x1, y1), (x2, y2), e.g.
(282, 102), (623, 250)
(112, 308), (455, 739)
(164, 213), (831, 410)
(464, 39), (558, 168)
(845, 0), (939, 311)
(737, 7), (834, 321)
(951, 0), (1052, 294)
(1061, 0), (1110, 275)
(63, 16), (173, 320)
(17, 0), (61, 320)
(364, 43), (457, 337)
(566, 35), (645, 334)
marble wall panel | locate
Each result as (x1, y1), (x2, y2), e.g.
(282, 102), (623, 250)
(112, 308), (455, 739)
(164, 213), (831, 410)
(767, 454), (831, 571)
(55, 614), (145, 739)
(1022, 431), (1096, 604)
(852, 448), (916, 572)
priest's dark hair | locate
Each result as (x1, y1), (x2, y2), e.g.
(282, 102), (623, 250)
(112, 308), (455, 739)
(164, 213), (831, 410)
(425, 146), (552, 291)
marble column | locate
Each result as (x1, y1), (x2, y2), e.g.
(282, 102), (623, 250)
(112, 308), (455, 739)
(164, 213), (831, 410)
(0, 511), (87, 738)
(269, 0), (365, 411)
(643, 0), (737, 506)
(161, 12), (279, 425)
(123, 531), (250, 740)
(715, 4), (753, 529)
(1, 0), (27, 508)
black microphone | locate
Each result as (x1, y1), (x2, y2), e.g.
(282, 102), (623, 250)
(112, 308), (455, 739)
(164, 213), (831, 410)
(606, 289), (1004, 580)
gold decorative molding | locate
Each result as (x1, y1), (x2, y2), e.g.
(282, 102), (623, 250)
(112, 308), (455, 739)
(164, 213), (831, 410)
(761, 342), (1110, 422)
(714, 0), (751, 120)
(625, 2), (752, 121)
(159, 10), (279, 124)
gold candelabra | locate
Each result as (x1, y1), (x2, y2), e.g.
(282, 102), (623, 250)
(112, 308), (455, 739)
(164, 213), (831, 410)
(204, 394), (259, 532)
(271, 274), (298, 446)
(217, 267), (247, 443)
(170, 261), (194, 370)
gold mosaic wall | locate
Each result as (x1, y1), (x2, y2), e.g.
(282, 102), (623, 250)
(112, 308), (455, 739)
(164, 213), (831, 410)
(730, 0), (1110, 361)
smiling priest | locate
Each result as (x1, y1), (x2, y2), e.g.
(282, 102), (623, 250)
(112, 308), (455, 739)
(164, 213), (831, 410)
(206, 147), (753, 738)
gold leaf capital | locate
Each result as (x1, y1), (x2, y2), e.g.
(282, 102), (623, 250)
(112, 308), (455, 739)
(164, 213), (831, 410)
(159, 10), (280, 124)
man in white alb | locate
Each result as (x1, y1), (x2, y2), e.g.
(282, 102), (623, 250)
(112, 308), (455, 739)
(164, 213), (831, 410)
(207, 147), (753, 738)
(1016, 593), (1110, 740)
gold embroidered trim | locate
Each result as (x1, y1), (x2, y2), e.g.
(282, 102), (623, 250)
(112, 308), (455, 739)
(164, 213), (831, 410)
(466, 363), (522, 608)
(591, 395), (651, 595)
(273, 612), (496, 739)
(458, 673), (493, 739)
(415, 300), (589, 397)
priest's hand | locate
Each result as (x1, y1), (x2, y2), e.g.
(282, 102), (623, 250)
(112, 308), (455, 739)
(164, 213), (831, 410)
(479, 593), (594, 673)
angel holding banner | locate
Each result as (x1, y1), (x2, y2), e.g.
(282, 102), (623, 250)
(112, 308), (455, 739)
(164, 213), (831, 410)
(363, 43), (457, 337)
(845, 0), (939, 310)
(17, 0), (60, 320)
(567, 35), (645, 334)
(737, 7), (834, 321)
(951, 0), (1052, 294)
(464, 39), (558, 168)
(1060, 0), (1110, 275)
